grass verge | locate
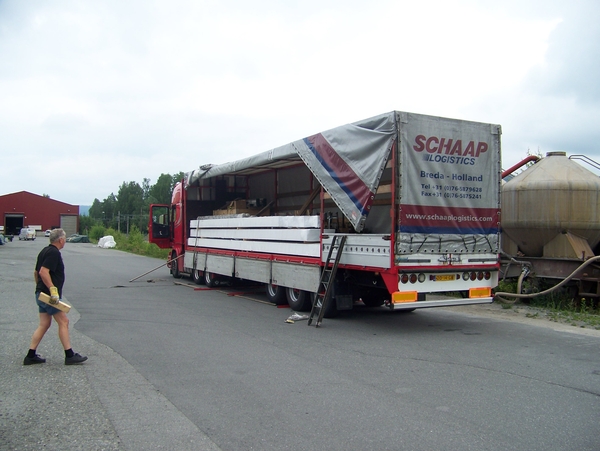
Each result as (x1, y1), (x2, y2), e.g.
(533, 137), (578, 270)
(495, 279), (600, 330)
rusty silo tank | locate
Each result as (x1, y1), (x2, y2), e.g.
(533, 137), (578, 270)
(501, 152), (600, 258)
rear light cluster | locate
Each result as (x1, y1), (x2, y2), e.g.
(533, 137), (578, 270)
(462, 271), (492, 281)
(400, 271), (491, 284)
(400, 273), (427, 284)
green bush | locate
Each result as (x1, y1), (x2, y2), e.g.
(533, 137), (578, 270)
(89, 225), (106, 241)
(495, 279), (517, 294)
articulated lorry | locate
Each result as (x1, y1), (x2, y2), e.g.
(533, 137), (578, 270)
(149, 111), (501, 316)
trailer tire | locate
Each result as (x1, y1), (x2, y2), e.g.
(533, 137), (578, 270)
(266, 283), (287, 305)
(360, 290), (386, 308)
(317, 293), (340, 318)
(192, 269), (204, 285)
(286, 287), (311, 311)
(362, 298), (385, 307)
(171, 252), (182, 279)
(204, 271), (219, 287)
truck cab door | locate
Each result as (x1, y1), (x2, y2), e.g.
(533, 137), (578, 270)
(148, 204), (172, 249)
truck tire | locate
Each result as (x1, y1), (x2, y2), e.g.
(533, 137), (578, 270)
(192, 269), (204, 285)
(266, 283), (287, 305)
(170, 252), (182, 279)
(286, 287), (311, 311)
(362, 298), (384, 307)
(361, 289), (386, 308)
(313, 292), (340, 318)
(204, 271), (219, 287)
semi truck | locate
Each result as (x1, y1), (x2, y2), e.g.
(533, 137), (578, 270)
(149, 111), (502, 316)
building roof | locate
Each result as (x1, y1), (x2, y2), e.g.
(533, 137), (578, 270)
(0, 191), (79, 209)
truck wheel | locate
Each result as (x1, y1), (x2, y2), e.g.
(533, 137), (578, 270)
(312, 293), (340, 318)
(170, 252), (182, 279)
(266, 283), (287, 305)
(286, 287), (311, 311)
(361, 290), (385, 307)
(192, 269), (204, 285)
(204, 271), (219, 287)
(362, 298), (384, 307)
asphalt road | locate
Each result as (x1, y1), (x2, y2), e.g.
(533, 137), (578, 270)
(5, 239), (600, 450)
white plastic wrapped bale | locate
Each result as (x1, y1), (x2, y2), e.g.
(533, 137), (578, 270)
(98, 235), (116, 249)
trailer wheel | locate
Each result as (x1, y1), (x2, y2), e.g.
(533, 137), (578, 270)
(286, 287), (311, 311)
(266, 283), (287, 305)
(192, 269), (204, 285)
(170, 252), (182, 279)
(315, 293), (340, 318)
(360, 290), (386, 308)
(204, 271), (219, 287)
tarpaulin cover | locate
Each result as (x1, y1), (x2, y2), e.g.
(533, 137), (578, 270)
(187, 112), (397, 232)
(396, 112), (501, 254)
(186, 111), (501, 246)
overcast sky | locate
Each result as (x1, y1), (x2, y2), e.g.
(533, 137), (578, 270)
(1, 0), (599, 206)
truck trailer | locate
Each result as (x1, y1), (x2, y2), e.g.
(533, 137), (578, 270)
(149, 111), (501, 316)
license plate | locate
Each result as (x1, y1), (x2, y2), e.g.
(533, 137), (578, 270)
(435, 274), (455, 282)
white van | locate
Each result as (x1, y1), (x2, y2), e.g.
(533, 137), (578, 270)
(18, 228), (36, 240)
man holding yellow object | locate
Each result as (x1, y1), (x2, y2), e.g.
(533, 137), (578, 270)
(24, 228), (87, 365)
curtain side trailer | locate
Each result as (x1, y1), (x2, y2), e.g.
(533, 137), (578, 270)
(149, 111), (501, 315)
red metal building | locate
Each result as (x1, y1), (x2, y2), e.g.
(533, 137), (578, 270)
(0, 191), (79, 237)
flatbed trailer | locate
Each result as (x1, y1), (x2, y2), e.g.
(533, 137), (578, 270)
(150, 111), (502, 316)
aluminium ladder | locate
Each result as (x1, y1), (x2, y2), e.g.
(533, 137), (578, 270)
(308, 235), (347, 327)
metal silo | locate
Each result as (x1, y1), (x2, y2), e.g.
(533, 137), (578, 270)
(501, 152), (600, 258)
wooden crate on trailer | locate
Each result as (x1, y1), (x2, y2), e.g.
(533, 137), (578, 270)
(213, 200), (261, 216)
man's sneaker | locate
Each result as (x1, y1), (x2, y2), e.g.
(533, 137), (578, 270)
(65, 353), (88, 365)
(23, 354), (46, 365)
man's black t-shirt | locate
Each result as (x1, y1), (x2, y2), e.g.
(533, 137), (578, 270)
(35, 245), (65, 297)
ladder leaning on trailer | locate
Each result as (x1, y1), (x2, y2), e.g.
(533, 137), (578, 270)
(308, 235), (347, 327)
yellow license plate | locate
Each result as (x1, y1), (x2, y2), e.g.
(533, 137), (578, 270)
(435, 274), (455, 281)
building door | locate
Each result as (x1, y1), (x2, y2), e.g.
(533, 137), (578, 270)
(4, 214), (24, 235)
(60, 215), (78, 237)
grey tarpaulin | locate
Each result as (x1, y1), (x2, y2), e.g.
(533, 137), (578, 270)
(186, 112), (397, 232)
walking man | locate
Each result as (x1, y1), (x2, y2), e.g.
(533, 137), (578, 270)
(24, 228), (87, 365)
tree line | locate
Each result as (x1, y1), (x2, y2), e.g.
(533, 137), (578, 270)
(82, 172), (184, 234)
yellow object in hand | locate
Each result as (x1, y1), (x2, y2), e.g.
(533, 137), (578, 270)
(49, 286), (59, 305)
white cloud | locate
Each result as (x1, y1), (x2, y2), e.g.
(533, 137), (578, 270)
(1, 0), (599, 204)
